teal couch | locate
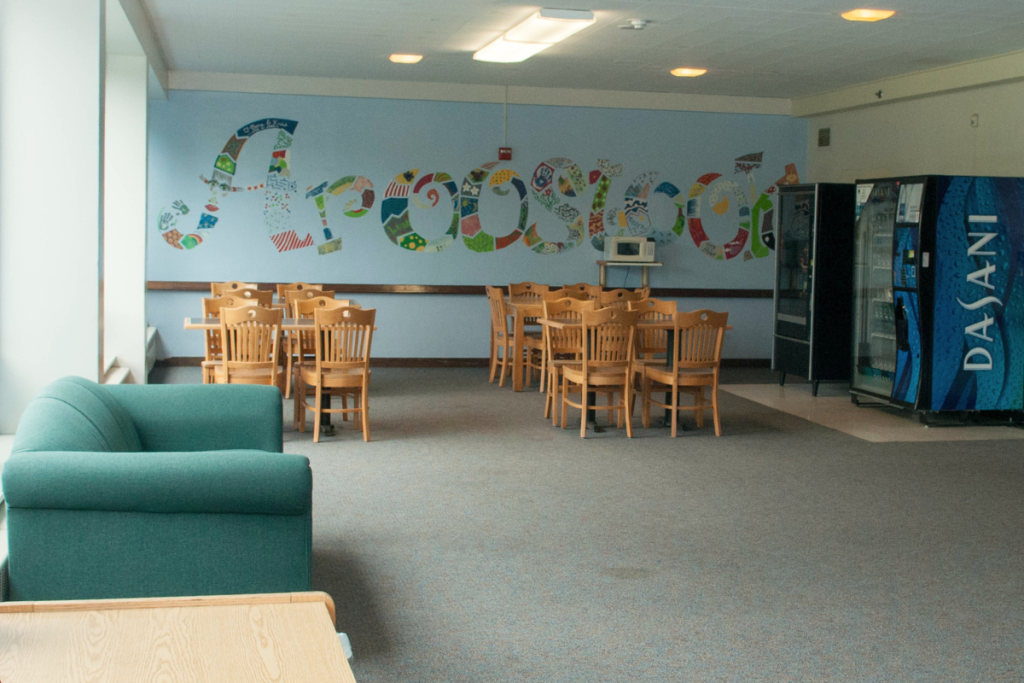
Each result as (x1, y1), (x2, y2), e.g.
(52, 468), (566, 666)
(2, 377), (312, 602)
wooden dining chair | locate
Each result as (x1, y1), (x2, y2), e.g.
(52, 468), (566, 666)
(635, 287), (652, 299)
(542, 297), (596, 425)
(599, 288), (647, 309)
(214, 305), (284, 389)
(641, 310), (728, 437)
(211, 281), (258, 296)
(485, 286), (513, 387)
(199, 296), (261, 383)
(279, 290), (338, 395)
(508, 283), (548, 390)
(276, 282), (322, 303)
(295, 307), (376, 442)
(287, 297), (360, 402)
(561, 307), (640, 439)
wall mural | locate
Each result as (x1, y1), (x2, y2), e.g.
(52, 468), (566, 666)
(157, 117), (799, 262)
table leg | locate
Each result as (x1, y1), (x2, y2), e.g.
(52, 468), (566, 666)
(585, 391), (605, 432)
(641, 266), (650, 288)
(599, 263), (607, 287)
(318, 388), (334, 434)
(512, 311), (525, 392)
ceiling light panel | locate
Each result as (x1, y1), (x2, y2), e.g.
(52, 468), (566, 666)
(389, 54), (423, 63)
(504, 9), (595, 44)
(474, 8), (595, 63)
(473, 36), (552, 63)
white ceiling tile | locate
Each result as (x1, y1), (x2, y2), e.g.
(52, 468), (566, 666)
(142, 0), (1024, 98)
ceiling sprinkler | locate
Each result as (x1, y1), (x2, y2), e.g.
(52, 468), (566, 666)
(619, 19), (649, 30)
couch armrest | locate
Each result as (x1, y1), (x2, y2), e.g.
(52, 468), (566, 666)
(2, 451), (310, 515)
(104, 384), (283, 453)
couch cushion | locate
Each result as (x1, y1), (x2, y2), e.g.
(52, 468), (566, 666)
(12, 376), (142, 454)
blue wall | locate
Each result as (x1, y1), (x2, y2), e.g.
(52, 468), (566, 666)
(147, 90), (807, 358)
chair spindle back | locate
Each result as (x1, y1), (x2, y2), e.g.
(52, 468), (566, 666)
(211, 281), (258, 296)
(542, 287), (589, 301)
(598, 288), (647, 309)
(580, 308), (640, 384)
(219, 306), (283, 384)
(673, 310), (729, 370)
(276, 282), (322, 303)
(202, 296), (260, 362)
(543, 298), (596, 357)
(314, 307), (376, 374)
(486, 286), (510, 336)
(285, 288), (336, 317)
(628, 298), (677, 358)
(294, 297), (357, 357)
(508, 282), (550, 301)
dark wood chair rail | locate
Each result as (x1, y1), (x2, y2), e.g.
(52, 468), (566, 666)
(147, 281), (772, 299)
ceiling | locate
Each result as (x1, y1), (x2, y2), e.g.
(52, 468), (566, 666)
(140, 0), (1024, 99)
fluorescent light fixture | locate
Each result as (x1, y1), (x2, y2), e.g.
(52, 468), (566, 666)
(841, 8), (895, 21)
(671, 67), (707, 77)
(474, 37), (552, 63)
(505, 9), (596, 44)
(474, 8), (595, 63)
(389, 54), (423, 64)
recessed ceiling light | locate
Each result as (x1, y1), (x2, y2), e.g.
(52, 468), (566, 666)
(671, 67), (707, 77)
(389, 54), (423, 64)
(841, 8), (896, 22)
(474, 9), (595, 63)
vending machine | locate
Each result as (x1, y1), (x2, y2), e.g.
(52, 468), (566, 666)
(850, 175), (1024, 417)
(773, 183), (856, 395)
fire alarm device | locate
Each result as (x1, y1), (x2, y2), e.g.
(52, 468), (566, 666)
(498, 147), (512, 161)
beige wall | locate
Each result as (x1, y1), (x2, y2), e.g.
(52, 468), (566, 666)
(805, 79), (1024, 183)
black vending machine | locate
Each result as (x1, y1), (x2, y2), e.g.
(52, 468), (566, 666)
(773, 183), (856, 395)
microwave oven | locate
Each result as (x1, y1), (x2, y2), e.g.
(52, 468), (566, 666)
(605, 236), (655, 262)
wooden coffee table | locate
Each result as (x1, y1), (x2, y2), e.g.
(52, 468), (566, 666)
(0, 591), (355, 682)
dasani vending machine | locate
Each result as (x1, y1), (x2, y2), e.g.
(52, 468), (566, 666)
(850, 175), (1024, 419)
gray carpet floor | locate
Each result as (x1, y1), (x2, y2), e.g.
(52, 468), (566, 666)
(155, 367), (1024, 682)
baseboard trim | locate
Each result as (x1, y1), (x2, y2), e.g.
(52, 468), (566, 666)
(155, 357), (771, 369)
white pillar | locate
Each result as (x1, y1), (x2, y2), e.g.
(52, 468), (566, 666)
(0, 0), (105, 432)
(104, 54), (149, 384)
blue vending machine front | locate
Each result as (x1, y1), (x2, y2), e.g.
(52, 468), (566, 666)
(892, 185), (924, 406)
(929, 176), (1024, 411)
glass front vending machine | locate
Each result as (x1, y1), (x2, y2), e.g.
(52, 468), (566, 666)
(773, 183), (856, 395)
(850, 176), (1024, 420)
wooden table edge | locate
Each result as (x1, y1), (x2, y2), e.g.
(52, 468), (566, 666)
(538, 318), (732, 330)
(0, 591), (337, 626)
(185, 317), (377, 332)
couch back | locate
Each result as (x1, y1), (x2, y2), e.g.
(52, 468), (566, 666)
(12, 377), (142, 454)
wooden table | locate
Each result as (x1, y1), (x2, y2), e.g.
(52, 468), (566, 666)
(505, 296), (545, 392)
(0, 592), (356, 682)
